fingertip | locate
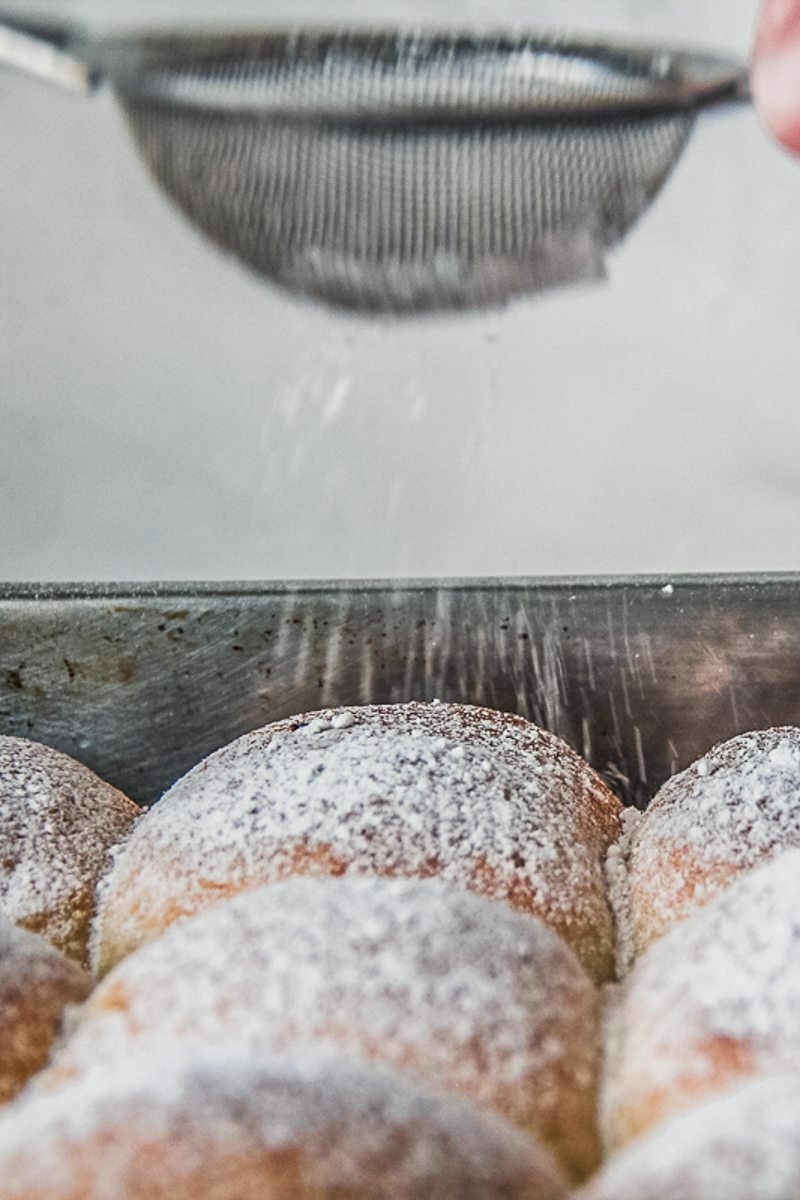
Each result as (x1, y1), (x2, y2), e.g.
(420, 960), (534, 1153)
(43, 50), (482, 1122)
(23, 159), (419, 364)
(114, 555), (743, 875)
(751, 36), (800, 155)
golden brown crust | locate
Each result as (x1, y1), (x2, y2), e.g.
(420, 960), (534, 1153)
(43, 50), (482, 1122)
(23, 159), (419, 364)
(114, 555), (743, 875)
(0, 920), (91, 1105)
(0, 1050), (567, 1200)
(0, 738), (140, 968)
(16, 884), (99, 971)
(628, 843), (739, 959)
(606, 1032), (757, 1149)
(93, 703), (622, 982)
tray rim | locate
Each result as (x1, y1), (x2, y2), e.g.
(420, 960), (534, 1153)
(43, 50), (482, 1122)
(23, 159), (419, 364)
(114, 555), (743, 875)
(2, 572), (800, 602)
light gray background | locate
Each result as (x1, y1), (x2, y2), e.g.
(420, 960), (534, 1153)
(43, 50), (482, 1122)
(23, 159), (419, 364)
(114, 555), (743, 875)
(1, 0), (798, 581)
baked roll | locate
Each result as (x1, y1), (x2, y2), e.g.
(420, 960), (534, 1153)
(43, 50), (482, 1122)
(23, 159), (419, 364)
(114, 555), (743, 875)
(0, 737), (140, 966)
(583, 1075), (800, 1200)
(59, 877), (601, 1181)
(92, 702), (622, 982)
(603, 849), (800, 1149)
(0, 1048), (567, 1200)
(0, 915), (90, 1105)
(628, 727), (800, 956)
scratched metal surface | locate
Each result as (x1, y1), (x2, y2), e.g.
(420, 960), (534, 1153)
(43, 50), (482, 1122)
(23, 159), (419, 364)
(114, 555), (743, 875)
(1, 576), (798, 808)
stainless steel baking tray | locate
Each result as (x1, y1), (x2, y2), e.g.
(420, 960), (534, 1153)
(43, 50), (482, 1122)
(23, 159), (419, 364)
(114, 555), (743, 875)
(1, 576), (798, 808)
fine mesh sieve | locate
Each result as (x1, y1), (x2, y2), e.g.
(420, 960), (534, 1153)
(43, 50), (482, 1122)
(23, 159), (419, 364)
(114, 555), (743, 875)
(0, 20), (747, 313)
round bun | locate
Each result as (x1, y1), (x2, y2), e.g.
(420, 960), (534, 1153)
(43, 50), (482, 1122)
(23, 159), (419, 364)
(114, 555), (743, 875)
(92, 702), (622, 982)
(583, 1075), (800, 1200)
(0, 1048), (567, 1200)
(0, 738), (140, 966)
(58, 877), (600, 1182)
(628, 727), (800, 957)
(603, 850), (800, 1150)
(0, 915), (90, 1105)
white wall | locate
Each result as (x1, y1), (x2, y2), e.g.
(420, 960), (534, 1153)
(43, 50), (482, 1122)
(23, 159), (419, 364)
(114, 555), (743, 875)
(3, 0), (799, 581)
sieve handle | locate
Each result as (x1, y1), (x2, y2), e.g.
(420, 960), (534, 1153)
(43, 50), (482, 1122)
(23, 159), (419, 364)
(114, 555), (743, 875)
(0, 15), (98, 92)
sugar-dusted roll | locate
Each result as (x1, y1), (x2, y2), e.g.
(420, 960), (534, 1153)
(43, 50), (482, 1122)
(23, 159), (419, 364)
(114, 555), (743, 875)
(0, 915), (90, 1105)
(603, 850), (800, 1150)
(0, 737), (140, 966)
(583, 1076), (800, 1200)
(58, 877), (601, 1182)
(0, 1048), (567, 1200)
(628, 727), (800, 956)
(92, 702), (622, 982)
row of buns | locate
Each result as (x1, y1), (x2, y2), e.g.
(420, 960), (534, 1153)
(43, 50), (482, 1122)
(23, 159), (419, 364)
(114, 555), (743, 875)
(2, 705), (800, 1197)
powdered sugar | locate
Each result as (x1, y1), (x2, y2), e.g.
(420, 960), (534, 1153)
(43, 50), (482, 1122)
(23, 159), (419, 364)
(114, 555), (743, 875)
(0, 1048), (566, 1200)
(93, 703), (621, 981)
(604, 807), (642, 979)
(0, 737), (140, 964)
(629, 727), (800, 951)
(604, 849), (800, 1147)
(587, 1075), (800, 1200)
(65, 876), (600, 1179)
